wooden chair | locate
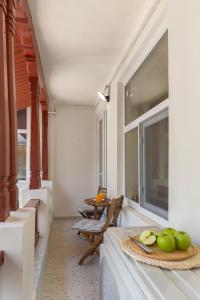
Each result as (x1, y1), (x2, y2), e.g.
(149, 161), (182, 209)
(74, 195), (124, 265)
(78, 186), (107, 220)
(97, 186), (107, 194)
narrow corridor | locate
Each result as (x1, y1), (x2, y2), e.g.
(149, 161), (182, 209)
(42, 218), (100, 300)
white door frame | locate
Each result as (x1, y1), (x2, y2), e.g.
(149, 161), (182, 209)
(97, 110), (107, 188)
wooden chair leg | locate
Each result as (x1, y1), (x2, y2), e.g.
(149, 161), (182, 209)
(78, 233), (102, 265)
(78, 246), (94, 265)
(78, 211), (87, 218)
(95, 248), (100, 256)
(92, 235), (102, 254)
(81, 231), (92, 242)
(83, 233), (99, 256)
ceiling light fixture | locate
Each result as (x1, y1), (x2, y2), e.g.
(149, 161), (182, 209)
(97, 85), (110, 102)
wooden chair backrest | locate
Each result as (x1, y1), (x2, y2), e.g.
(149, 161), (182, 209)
(98, 186), (107, 194)
(102, 195), (124, 232)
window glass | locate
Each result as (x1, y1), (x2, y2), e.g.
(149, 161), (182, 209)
(99, 120), (103, 174)
(125, 128), (139, 202)
(142, 115), (168, 219)
(125, 32), (168, 125)
(18, 133), (27, 180)
(99, 120), (103, 186)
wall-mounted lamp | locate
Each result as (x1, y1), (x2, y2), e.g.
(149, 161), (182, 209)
(97, 85), (110, 102)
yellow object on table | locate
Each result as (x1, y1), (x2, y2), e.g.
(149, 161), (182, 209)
(95, 194), (102, 202)
(95, 192), (107, 202)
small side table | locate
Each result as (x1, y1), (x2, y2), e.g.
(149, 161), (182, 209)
(84, 197), (111, 219)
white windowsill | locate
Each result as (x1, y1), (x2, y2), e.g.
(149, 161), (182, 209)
(124, 198), (169, 228)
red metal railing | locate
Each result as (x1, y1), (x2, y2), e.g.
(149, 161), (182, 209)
(24, 199), (40, 246)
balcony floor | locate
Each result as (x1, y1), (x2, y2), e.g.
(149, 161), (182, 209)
(42, 218), (100, 300)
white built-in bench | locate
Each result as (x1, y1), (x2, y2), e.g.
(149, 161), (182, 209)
(100, 226), (200, 300)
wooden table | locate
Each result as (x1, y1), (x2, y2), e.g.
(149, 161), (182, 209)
(84, 197), (111, 219)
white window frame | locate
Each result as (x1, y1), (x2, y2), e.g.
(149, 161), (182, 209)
(97, 111), (107, 188)
(141, 108), (168, 220)
(121, 20), (169, 226)
(123, 100), (169, 225)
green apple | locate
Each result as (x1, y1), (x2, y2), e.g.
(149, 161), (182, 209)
(142, 235), (157, 246)
(161, 227), (176, 236)
(157, 233), (176, 252)
(139, 230), (152, 242)
(139, 230), (157, 246)
(174, 231), (191, 250)
(152, 231), (161, 237)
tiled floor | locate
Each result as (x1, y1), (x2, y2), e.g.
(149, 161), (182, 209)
(42, 218), (100, 300)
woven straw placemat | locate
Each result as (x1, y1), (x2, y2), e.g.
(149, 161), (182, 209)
(121, 239), (200, 270)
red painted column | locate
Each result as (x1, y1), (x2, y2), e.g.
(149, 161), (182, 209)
(6, 0), (19, 210)
(40, 88), (48, 180)
(0, 0), (10, 220)
(29, 74), (41, 189)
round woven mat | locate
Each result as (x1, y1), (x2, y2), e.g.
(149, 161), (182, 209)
(121, 239), (200, 270)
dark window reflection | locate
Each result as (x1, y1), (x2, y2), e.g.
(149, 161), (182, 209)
(125, 32), (168, 125)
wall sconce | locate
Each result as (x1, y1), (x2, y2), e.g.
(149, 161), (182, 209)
(97, 85), (110, 102)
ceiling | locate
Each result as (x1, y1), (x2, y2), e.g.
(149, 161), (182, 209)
(28, 0), (159, 106)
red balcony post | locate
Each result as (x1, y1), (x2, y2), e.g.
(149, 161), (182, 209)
(40, 88), (48, 180)
(6, 0), (19, 210)
(29, 73), (41, 189)
(0, 0), (10, 221)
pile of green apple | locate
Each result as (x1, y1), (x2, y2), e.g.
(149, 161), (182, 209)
(139, 228), (192, 252)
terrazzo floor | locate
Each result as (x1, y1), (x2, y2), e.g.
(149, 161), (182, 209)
(41, 218), (100, 300)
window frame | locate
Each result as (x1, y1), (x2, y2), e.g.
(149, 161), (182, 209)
(125, 126), (139, 203)
(120, 10), (169, 225)
(140, 109), (169, 219)
(97, 110), (107, 188)
(123, 99), (169, 226)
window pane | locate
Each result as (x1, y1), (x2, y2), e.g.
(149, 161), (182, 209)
(18, 133), (27, 180)
(143, 116), (168, 218)
(99, 120), (103, 174)
(99, 175), (103, 187)
(125, 128), (138, 202)
(17, 109), (27, 129)
(125, 32), (168, 125)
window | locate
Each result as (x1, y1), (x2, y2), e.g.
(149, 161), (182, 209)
(141, 111), (168, 219)
(18, 132), (27, 180)
(17, 109), (28, 180)
(124, 32), (169, 219)
(125, 128), (139, 202)
(97, 111), (107, 187)
(125, 32), (168, 125)
(17, 109), (27, 129)
(98, 119), (103, 186)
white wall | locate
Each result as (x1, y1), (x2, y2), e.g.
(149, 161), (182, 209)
(168, 0), (200, 243)
(53, 105), (94, 217)
(94, 0), (200, 244)
(0, 209), (35, 300)
(95, 0), (167, 199)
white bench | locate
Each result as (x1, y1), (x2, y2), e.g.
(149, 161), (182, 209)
(100, 226), (200, 300)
